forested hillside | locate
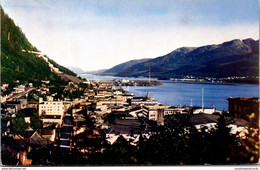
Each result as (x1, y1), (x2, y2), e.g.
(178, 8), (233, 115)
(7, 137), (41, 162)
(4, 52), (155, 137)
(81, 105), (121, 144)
(1, 7), (76, 85)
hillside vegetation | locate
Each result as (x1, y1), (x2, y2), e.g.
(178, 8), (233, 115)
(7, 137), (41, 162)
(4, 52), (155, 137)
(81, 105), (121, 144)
(1, 7), (76, 85)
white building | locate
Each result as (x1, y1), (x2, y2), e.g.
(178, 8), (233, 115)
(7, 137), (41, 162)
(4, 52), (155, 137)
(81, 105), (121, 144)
(193, 108), (217, 114)
(39, 99), (65, 125)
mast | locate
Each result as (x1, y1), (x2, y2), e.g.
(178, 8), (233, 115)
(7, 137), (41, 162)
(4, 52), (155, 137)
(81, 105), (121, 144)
(148, 68), (151, 83)
(202, 88), (204, 113)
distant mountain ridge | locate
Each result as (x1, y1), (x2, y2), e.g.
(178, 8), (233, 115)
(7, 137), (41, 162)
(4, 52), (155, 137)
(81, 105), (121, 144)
(104, 58), (152, 75)
(105, 39), (259, 79)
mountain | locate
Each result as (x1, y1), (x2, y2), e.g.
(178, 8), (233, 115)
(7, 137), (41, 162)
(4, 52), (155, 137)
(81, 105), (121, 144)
(67, 66), (85, 74)
(1, 7), (76, 85)
(111, 39), (259, 79)
(104, 58), (152, 75)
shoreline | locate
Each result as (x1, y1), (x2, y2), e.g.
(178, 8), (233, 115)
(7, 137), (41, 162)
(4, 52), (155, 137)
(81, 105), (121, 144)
(79, 73), (259, 85)
(94, 79), (163, 86)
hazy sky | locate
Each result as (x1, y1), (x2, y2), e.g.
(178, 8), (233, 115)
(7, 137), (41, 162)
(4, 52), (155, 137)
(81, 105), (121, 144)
(2, 0), (259, 71)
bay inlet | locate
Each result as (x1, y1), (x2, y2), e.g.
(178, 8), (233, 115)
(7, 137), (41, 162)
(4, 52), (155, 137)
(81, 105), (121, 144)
(80, 73), (259, 111)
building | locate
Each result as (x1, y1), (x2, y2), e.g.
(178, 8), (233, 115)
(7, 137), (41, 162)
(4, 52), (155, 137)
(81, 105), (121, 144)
(129, 96), (159, 106)
(143, 106), (171, 125)
(38, 98), (65, 126)
(96, 100), (125, 107)
(228, 97), (259, 125)
(164, 107), (189, 115)
(106, 119), (150, 145)
(193, 108), (216, 114)
(40, 127), (56, 143)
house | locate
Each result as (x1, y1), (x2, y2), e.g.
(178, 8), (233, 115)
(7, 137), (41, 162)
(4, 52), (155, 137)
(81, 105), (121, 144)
(106, 119), (151, 145)
(10, 128), (46, 165)
(24, 128), (45, 145)
(39, 127), (56, 143)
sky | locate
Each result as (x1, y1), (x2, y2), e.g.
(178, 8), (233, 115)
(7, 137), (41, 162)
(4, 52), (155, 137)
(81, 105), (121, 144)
(1, 0), (259, 72)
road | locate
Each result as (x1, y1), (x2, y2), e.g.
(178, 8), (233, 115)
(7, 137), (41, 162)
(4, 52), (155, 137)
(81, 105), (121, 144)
(6, 87), (35, 103)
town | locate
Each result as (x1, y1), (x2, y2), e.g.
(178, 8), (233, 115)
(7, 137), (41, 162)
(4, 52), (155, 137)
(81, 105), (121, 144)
(1, 65), (259, 165)
(1, 0), (259, 166)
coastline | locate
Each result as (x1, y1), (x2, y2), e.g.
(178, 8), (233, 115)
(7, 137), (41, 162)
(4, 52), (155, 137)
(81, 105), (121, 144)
(80, 73), (259, 85)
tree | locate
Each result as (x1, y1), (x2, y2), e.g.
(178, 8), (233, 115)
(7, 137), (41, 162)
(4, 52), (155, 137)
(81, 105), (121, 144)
(88, 135), (137, 165)
(10, 112), (28, 136)
(236, 113), (259, 163)
(30, 111), (41, 130)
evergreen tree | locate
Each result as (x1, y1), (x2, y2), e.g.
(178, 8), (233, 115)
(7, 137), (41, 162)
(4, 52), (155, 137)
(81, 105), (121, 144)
(30, 111), (42, 130)
(10, 112), (28, 136)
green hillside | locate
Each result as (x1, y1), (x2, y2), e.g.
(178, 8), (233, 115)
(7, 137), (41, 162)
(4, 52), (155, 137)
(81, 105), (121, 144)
(1, 7), (76, 85)
(47, 57), (77, 76)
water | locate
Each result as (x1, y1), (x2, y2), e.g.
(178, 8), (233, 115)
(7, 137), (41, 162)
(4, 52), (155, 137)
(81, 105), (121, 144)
(79, 74), (259, 111)
(79, 73), (157, 81)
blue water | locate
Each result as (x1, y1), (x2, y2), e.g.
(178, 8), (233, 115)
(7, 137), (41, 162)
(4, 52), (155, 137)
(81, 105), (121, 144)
(79, 73), (156, 81)
(80, 74), (259, 111)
